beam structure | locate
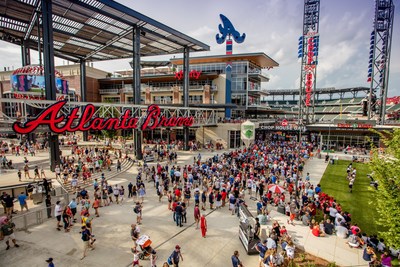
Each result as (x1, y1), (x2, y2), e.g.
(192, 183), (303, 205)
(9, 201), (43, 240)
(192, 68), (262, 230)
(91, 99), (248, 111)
(41, 0), (60, 171)
(133, 26), (143, 160)
(367, 0), (395, 125)
(183, 46), (190, 151)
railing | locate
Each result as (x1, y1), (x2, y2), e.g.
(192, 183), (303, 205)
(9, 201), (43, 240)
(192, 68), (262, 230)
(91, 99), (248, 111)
(152, 100), (173, 104)
(99, 88), (120, 94)
(11, 190), (69, 231)
(150, 86), (173, 92)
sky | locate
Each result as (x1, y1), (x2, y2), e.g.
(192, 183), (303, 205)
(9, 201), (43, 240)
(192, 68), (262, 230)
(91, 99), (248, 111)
(1, 0), (399, 96)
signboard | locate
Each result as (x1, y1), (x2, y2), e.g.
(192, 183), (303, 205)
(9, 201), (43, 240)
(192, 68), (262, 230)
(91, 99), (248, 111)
(174, 70), (202, 80)
(13, 92), (68, 101)
(335, 119), (375, 129)
(281, 119), (288, 126)
(241, 120), (255, 147)
(259, 125), (306, 132)
(337, 123), (373, 129)
(12, 101), (194, 134)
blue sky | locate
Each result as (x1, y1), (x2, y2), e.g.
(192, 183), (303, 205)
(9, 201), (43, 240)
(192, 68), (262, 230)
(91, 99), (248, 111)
(1, 0), (399, 96)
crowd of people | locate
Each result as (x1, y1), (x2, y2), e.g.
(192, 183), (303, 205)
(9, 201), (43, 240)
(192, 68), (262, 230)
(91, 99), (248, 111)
(1, 133), (400, 267)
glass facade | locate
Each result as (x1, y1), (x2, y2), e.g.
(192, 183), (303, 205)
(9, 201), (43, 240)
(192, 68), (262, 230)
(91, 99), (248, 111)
(229, 130), (241, 148)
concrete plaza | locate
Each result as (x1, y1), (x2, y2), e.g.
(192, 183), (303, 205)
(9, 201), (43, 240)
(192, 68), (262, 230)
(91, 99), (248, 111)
(0, 144), (370, 267)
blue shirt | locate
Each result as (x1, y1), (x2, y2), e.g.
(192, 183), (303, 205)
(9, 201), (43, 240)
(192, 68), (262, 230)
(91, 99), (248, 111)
(257, 243), (267, 258)
(18, 194), (27, 205)
(69, 200), (77, 209)
(231, 255), (240, 267)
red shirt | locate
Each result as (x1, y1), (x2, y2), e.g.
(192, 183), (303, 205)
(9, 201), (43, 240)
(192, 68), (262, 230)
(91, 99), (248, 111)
(221, 191), (227, 200)
(175, 189), (181, 197)
(172, 202), (178, 211)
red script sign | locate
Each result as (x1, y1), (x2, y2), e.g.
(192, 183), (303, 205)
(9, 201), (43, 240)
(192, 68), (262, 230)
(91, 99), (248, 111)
(12, 101), (194, 134)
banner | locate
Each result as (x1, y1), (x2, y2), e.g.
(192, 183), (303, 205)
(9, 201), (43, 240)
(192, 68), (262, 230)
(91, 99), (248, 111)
(241, 120), (255, 147)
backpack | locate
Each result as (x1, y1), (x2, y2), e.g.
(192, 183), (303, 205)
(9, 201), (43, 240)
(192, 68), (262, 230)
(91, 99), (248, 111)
(133, 206), (139, 214)
(81, 230), (90, 241)
(107, 186), (113, 194)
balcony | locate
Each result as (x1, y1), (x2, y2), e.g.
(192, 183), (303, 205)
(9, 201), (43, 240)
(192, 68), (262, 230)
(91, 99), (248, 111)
(153, 100), (173, 105)
(99, 88), (120, 94)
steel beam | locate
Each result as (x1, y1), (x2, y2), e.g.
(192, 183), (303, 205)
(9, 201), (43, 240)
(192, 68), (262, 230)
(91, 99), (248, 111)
(183, 46), (190, 151)
(133, 26), (143, 160)
(41, 0), (60, 171)
(80, 59), (88, 141)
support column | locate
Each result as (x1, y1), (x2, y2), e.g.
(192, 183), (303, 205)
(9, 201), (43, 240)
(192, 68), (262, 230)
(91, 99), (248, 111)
(21, 40), (34, 142)
(183, 46), (190, 151)
(42, 0), (60, 171)
(80, 59), (88, 141)
(133, 26), (143, 160)
(21, 40), (31, 66)
(37, 11), (42, 66)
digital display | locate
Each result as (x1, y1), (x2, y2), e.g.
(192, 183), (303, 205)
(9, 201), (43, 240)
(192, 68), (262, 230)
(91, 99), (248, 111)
(11, 75), (69, 95)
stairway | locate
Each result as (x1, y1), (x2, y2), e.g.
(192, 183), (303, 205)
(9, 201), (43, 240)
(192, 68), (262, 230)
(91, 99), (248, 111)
(58, 158), (134, 194)
(196, 127), (228, 148)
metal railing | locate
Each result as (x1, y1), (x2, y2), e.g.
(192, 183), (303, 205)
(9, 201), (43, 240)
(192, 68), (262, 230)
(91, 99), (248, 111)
(99, 88), (120, 94)
(10, 191), (69, 231)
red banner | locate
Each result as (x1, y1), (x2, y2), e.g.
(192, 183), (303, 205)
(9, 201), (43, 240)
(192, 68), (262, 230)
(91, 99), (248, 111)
(12, 101), (194, 134)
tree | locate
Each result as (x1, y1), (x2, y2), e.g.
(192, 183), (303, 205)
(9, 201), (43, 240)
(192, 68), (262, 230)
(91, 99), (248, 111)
(97, 102), (121, 144)
(369, 129), (400, 248)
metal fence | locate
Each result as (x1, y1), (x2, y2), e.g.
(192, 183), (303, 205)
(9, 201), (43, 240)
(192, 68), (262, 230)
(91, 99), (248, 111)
(9, 191), (70, 231)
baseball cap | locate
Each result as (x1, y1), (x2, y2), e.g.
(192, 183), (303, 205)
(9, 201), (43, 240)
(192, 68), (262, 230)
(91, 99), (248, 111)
(175, 245), (181, 249)
(45, 258), (53, 262)
(262, 239), (268, 244)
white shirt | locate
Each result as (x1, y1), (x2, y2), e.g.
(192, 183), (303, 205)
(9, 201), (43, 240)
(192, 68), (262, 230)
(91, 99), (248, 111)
(329, 207), (338, 218)
(54, 204), (62, 217)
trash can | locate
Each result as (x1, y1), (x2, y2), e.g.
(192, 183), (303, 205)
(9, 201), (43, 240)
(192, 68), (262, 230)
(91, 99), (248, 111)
(32, 193), (43, 205)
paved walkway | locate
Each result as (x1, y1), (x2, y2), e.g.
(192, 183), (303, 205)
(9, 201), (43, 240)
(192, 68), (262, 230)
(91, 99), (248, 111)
(0, 147), (370, 267)
(268, 157), (369, 267)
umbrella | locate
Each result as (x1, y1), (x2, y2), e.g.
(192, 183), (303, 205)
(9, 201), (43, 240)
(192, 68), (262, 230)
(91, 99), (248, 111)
(268, 184), (285, 194)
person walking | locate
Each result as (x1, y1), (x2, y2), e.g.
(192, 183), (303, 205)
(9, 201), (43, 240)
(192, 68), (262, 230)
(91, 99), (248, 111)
(200, 214), (207, 238)
(113, 185), (120, 204)
(128, 182), (133, 198)
(18, 191), (29, 212)
(45, 195), (52, 218)
(134, 202), (142, 225)
(80, 225), (94, 260)
(169, 245), (183, 267)
(0, 217), (20, 250)
(54, 201), (62, 231)
(92, 197), (100, 217)
(231, 250), (243, 267)
(194, 204), (201, 229)
(175, 202), (183, 227)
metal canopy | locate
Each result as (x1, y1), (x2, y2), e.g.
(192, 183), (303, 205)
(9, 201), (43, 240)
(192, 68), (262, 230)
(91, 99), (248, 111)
(0, 0), (210, 62)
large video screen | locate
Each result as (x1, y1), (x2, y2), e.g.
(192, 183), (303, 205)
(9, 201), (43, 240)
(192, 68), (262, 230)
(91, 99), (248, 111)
(11, 75), (69, 94)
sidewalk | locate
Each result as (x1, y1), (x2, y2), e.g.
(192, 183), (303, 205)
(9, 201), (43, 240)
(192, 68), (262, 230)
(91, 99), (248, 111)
(0, 149), (260, 267)
(277, 156), (369, 267)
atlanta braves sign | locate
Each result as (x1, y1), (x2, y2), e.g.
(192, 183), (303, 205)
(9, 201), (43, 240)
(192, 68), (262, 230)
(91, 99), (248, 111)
(12, 101), (194, 134)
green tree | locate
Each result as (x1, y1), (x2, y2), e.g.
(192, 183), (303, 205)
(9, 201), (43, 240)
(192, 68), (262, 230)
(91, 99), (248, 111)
(97, 102), (121, 143)
(369, 129), (400, 248)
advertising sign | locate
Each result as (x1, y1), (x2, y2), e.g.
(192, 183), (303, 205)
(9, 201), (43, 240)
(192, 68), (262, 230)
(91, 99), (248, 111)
(11, 75), (69, 94)
(12, 101), (194, 134)
(241, 120), (255, 147)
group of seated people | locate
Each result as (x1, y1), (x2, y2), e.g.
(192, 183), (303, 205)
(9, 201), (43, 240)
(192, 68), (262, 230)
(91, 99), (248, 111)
(255, 220), (296, 267)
